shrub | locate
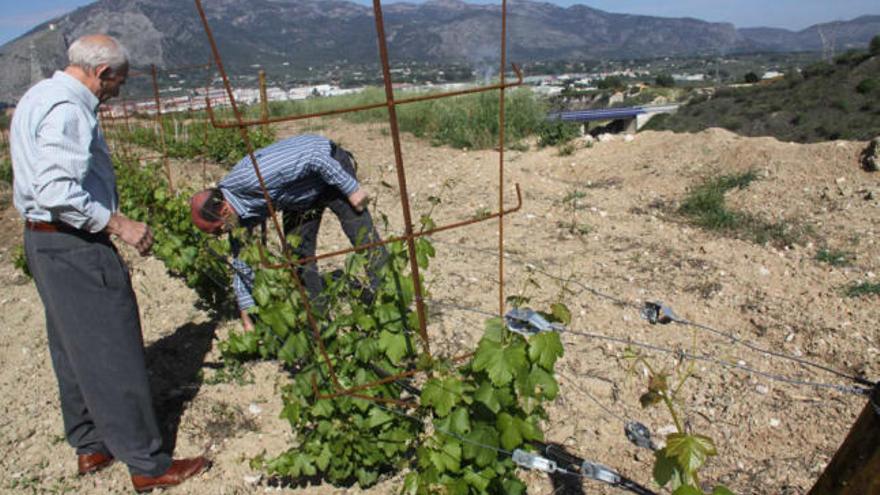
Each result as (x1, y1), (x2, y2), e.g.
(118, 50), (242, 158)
(655, 73), (675, 88)
(834, 50), (870, 66)
(870, 35), (880, 56)
(743, 72), (760, 84)
(802, 62), (835, 79)
(0, 157), (11, 184)
(597, 76), (625, 91)
(856, 78), (878, 95)
(815, 249), (853, 266)
(557, 142), (576, 156)
(537, 119), (581, 147)
(846, 282), (880, 297)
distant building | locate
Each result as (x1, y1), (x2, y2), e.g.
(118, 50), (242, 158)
(672, 73), (706, 82)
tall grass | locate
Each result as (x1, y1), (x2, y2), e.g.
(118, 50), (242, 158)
(846, 282), (880, 297)
(267, 87), (547, 149)
(678, 171), (759, 230)
(679, 170), (812, 247)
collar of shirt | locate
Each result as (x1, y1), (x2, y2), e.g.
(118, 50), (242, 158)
(219, 187), (252, 222)
(52, 71), (100, 113)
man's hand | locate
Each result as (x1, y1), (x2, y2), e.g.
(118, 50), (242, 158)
(348, 187), (369, 213)
(105, 213), (153, 256)
(240, 310), (255, 332)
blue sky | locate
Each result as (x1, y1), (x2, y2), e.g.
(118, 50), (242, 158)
(1, 0), (878, 46)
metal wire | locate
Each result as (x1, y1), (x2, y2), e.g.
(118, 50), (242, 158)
(670, 317), (874, 387)
(428, 237), (874, 390)
(557, 370), (631, 425)
(424, 297), (870, 395)
(563, 328), (871, 396)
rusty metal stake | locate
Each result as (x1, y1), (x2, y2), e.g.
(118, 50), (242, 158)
(150, 64), (174, 192)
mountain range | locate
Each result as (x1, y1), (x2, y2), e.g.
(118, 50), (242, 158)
(1, 0), (878, 102)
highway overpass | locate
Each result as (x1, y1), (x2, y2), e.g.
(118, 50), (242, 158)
(547, 104), (679, 133)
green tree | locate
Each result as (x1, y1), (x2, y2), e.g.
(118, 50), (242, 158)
(870, 34), (880, 56)
(597, 76), (625, 91)
(655, 73), (676, 88)
(743, 72), (760, 84)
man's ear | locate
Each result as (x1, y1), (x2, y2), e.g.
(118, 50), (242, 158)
(96, 65), (112, 80)
(220, 200), (233, 218)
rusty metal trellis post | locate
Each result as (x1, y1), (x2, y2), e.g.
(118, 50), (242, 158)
(371, 0), (431, 359)
(150, 64), (173, 192)
(193, 0), (521, 403)
(498, 0), (507, 316)
(258, 70), (269, 135)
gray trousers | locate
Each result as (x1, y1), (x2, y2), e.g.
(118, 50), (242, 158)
(24, 227), (172, 476)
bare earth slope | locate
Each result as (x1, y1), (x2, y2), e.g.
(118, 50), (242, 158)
(0, 122), (877, 494)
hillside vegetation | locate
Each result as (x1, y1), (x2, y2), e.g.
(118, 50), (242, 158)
(647, 43), (880, 142)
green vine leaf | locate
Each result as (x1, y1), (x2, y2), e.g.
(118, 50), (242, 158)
(666, 433), (718, 474)
(314, 444), (332, 471)
(483, 317), (506, 342)
(496, 413), (542, 450)
(501, 477), (527, 495)
(428, 439), (462, 473)
(653, 447), (683, 489)
(378, 329), (409, 364)
(366, 407), (394, 429)
(550, 302), (571, 325)
(287, 452), (317, 478)
(463, 424), (500, 467)
(449, 407), (472, 435)
(523, 366), (559, 400)
(422, 377), (465, 417)
(473, 338), (528, 386)
(528, 332), (564, 370)
(712, 485), (736, 495)
(462, 468), (492, 491)
(671, 486), (702, 495)
(474, 382), (501, 414)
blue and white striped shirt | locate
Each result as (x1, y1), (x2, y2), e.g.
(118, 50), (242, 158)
(219, 135), (358, 224)
(220, 135), (359, 311)
(10, 71), (117, 233)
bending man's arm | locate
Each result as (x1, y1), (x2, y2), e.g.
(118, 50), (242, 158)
(230, 236), (256, 331)
(310, 152), (368, 210)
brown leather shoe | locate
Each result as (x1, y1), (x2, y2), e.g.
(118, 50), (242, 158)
(78, 452), (114, 475)
(131, 457), (210, 493)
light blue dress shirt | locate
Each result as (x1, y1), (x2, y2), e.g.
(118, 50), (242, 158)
(10, 71), (117, 233)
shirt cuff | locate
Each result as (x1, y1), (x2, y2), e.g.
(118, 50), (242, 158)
(339, 176), (359, 196)
(237, 295), (255, 311)
(84, 205), (113, 234)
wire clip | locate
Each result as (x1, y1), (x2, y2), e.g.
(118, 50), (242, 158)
(625, 421), (658, 451)
(640, 301), (679, 325)
(581, 460), (622, 485)
(505, 308), (565, 337)
(512, 449), (558, 473)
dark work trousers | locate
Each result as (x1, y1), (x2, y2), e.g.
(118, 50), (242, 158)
(23, 227), (172, 477)
(282, 145), (388, 308)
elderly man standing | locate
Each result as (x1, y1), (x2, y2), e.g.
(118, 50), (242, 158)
(10, 34), (208, 492)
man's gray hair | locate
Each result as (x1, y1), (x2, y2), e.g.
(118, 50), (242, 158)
(67, 35), (129, 73)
